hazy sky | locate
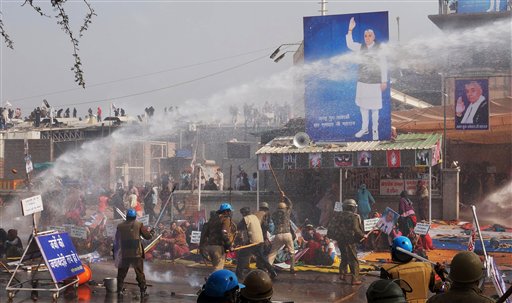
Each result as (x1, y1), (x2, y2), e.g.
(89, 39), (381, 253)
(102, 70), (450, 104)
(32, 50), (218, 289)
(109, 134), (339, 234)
(0, 0), (440, 120)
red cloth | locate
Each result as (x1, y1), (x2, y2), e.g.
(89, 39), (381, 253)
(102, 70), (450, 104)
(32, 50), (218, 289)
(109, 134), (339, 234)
(98, 195), (109, 213)
(303, 239), (322, 264)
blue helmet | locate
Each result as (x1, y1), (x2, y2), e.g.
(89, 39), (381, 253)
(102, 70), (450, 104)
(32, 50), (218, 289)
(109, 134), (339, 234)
(391, 236), (413, 263)
(126, 209), (137, 219)
(203, 269), (245, 298)
(219, 202), (233, 212)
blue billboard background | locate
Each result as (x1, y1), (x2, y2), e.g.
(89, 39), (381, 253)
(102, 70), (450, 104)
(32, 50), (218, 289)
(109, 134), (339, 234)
(304, 12), (390, 142)
(457, 0), (507, 13)
(36, 232), (84, 282)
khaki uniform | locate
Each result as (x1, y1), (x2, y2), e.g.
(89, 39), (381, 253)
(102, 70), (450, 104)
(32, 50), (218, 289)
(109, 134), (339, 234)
(427, 284), (494, 303)
(115, 219), (152, 292)
(381, 262), (434, 303)
(327, 211), (364, 280)
(268, 199), (294, 272)
(235, 214), (275, 278)
(200, 213), (236, 270)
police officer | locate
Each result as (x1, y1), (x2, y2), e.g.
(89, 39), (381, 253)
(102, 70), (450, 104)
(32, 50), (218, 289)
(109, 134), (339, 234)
(367, 279), (409, 303)
(381, 236), (441, 302)
(327, 198), (366, 285)
(114, 209), (154, 297)
(197, 269), (245, 303)
(427, 251), (493, 303)
(235, 207), (277, 280)
(200, 203), (236, 271)
(240, 269), (273, 303)
(268, 196), (295, 274)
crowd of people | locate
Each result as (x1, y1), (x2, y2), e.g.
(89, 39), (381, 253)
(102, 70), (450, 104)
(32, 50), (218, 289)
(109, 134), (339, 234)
(0, 173), (499, 303)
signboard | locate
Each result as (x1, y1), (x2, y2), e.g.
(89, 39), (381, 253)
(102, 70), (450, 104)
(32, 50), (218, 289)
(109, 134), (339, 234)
(457, 0), (507, 13)
(190, 231), (201, 244)
(283, 154), (296, 169)
(334, 201), (343, 212)
(309, 153), (322, 168)
(379, 179), (418, 195)
(455, 79), (489, 130)
(488, 256), (511, 303)
(70, 226), (88, 240)
(303, 11), (390, 142)
(137, 215), (149, 226)
(375, 207), (399, 235)
(387, 150), (401, 168)
(357, 151), (372, 167)
(415, 150), (430, 167)
(334, 153), (353, 167)
(258, 154), (271, 171)
(363, 218), (380, 232)
(414, 223), (431, 235)
(106, 224), (117, 238)
(21, 195), (44, 216)
(35, 232), (85, 282)
(25, 155), (33, 174)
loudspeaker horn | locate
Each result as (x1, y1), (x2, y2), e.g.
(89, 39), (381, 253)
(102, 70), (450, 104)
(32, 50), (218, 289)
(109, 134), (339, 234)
(293, 132), (311, 148)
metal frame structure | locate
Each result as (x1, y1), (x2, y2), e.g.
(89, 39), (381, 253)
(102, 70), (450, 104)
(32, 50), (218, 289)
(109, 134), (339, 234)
(5, 229), (79, 301)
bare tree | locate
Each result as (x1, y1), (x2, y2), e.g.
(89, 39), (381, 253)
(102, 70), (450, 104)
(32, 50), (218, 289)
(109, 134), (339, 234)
(0, 0), (96, 88)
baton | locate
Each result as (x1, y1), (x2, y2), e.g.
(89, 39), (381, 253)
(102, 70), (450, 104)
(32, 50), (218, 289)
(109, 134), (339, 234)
(496, 285), (512, 303)
(144, 234), (162, 254)
(396, 246), (436, 265)
(231, 242), (261, 251)
(153, 185), (177, 229)
(396, 246), (448, 280)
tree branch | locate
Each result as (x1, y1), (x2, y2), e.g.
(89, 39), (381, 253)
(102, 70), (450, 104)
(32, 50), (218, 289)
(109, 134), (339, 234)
(0, 14), (14, 49)
(1, 1), (95, 88)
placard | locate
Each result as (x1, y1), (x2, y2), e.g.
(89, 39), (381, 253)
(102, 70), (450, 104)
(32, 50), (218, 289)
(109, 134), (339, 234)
(363, 218), (380, 232)
(106, 224), (116, 238)
(334, 201), (343, 212)
(190, 231), (201, 244)
(70, 226), (88, 240)
(375, 207), (399, 235)
(414, 222), (431, 235)
(35, 232), (85, 282)
(21, 195), (44, 216)
(488, 256), (511, 303)
(137, 215), (149, 226)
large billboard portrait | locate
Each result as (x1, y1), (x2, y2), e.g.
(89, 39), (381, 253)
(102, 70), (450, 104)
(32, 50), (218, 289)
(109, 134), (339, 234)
(457, 0), (507, 13)
(303, 12), (390, 142)
(455, 79), (489, 130)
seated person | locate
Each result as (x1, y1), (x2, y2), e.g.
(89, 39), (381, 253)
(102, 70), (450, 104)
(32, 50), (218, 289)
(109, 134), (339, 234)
(164, 221), (189, 260)
(5, 229), (23, 258)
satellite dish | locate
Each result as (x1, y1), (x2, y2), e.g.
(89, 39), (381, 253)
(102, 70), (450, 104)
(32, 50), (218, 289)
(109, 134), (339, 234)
(293, 132), (311, 148)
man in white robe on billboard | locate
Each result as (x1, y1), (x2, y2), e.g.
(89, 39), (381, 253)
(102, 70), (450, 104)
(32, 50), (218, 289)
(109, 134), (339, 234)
(346, 17), (388, 141)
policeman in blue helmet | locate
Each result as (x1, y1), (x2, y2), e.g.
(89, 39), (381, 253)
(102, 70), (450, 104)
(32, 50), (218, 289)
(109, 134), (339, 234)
(199, 202), (237, 271)
(197, 269), (245, 303)
(114, 209), (154, 298)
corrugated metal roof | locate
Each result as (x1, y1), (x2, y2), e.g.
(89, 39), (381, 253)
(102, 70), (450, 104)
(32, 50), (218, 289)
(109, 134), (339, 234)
(256, 133), (442, 154)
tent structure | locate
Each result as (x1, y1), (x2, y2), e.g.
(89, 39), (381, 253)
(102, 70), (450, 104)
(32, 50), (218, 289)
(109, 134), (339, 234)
(392, 97), (512, 144)
(256, 133), (443, 222)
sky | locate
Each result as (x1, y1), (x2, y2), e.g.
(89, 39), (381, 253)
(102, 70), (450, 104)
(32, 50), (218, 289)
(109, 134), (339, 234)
(0, 0), (440, 121)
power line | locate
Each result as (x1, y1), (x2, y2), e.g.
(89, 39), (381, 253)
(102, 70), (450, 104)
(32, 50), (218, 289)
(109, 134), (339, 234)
(63, 53), (270, 107)
(8, 47), (273, 102)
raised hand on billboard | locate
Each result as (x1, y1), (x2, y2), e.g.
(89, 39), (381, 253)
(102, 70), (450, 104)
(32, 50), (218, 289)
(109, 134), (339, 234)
(455, 96), (465, 116)
(348, 17), (356, 31)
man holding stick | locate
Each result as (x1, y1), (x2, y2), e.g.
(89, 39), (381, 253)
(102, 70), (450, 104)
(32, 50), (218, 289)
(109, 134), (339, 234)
(235, 207), (277, 280)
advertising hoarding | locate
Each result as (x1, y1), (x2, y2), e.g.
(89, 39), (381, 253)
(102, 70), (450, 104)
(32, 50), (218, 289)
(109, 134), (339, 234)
(303, 11), (390, 142)
(455, 79), (489, 130)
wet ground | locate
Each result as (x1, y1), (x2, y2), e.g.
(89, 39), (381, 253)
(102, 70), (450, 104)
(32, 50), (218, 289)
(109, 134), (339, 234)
(0, 261), (371, 302)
